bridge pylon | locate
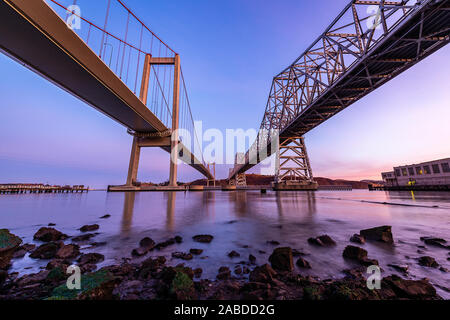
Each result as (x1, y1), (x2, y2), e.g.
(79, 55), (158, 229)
(273, 136), (318, 191)
(126, 54), (181, 187)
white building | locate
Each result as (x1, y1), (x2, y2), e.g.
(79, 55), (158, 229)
(381, 158), (450, 187)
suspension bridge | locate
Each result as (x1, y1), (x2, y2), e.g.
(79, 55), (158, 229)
(229, 0), (450, 190)
(0, 0), (213, 190)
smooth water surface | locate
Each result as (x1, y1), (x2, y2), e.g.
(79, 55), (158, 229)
(1, 190), (449, 298)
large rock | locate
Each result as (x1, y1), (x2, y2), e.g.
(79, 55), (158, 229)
(189, 249), (203, 255)
(132, 237), (155, 257)
(138, 256), (167, 278)
(227, 250), (240, 258)
(192, 235), (214, 243)
(46, 259), (71, 271)
(154, 238), (177, 250)
(350, 234), (365, 244)
(0, 229), (22, 270)
(72, 233), (97, 242)
(296, 257), (312, 269)
(56, 244), (80, 260)
(79, 224), (99, 232)
(172, 252), (193, 261)
(33, 227), (68, 242)
(420, 237), (449, 249)
(360, 226), (393, 244)
(269, 247), (294, 271)
(343, 245), (378, 266)
(217, 267), (231, 280)
(139, 237), (155, 249)
(418, 256), (439, 268)
(383, 275), (438, 299)
(308, 235), (336, 247)
(30, 242), (62, 260)
(78, 253), (105, 265)
(343, 245), (368, 261)
(131, 247), (149, 257)
(249, 264), (277, 283)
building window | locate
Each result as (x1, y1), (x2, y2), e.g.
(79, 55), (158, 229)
(432, 164), (440, 174)
(442, 162), (450, 173)
(395, 169), (401, 177)
(402, 168), (408, 176)
(408, 167), (415, 176)
(415, 167), (423, 175)
(423, 165), (431, 174)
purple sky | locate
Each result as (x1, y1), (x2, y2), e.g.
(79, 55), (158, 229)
(0, 0), (449, 188)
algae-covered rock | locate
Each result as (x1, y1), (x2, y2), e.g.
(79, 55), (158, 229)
(0, 229), (22, 270)
(0, 229), (22, 252)
(47, 269), (117, 300)
(170, 271), (196, 300)
(303, 285), (323, 300)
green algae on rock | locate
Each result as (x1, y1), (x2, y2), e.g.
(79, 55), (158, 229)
(47, 270), (116, 300)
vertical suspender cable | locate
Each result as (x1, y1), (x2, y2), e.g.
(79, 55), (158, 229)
(99, 0), (111, 59)
(120, 12), (130, 78)
(134, 24), (144, 94)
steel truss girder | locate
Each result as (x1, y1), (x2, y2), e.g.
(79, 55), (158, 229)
(260, 0), (450, 136)
(231, 0), (449, 179)
(276, 136), (314, 182)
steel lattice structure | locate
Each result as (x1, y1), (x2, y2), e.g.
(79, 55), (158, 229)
(276, 137), (314, 182)
(231, 0), (450, 178)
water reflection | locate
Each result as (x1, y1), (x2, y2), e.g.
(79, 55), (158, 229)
(166, 192), (176, 231)
(1, 190), (449, 298)
(121, 192), (136, 235)
(230, 191), (248, 217)
(275, 191), (317, 218)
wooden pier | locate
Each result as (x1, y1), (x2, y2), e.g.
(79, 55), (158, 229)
(0, 184), (89, 195)
(318, 185), (353, 191)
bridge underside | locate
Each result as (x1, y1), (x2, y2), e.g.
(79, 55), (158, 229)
(231, 0), (450, 179)
(0, 0), (212, 180)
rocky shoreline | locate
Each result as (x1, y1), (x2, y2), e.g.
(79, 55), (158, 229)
(0, 222), (448, 300)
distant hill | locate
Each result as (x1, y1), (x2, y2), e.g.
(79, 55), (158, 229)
(189, 174), (371, 189)
(314, 177), (369, 189)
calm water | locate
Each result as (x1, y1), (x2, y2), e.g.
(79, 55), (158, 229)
(1, 190), (449, 298)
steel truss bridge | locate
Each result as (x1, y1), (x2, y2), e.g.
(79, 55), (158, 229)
(230, 0), (450, 184)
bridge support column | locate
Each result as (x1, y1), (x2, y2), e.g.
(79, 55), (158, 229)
(126, 136), (141, 186)
(169, 54), (181, 187)
(125, 54), (151, 186)
(273, 136), (318, 191)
